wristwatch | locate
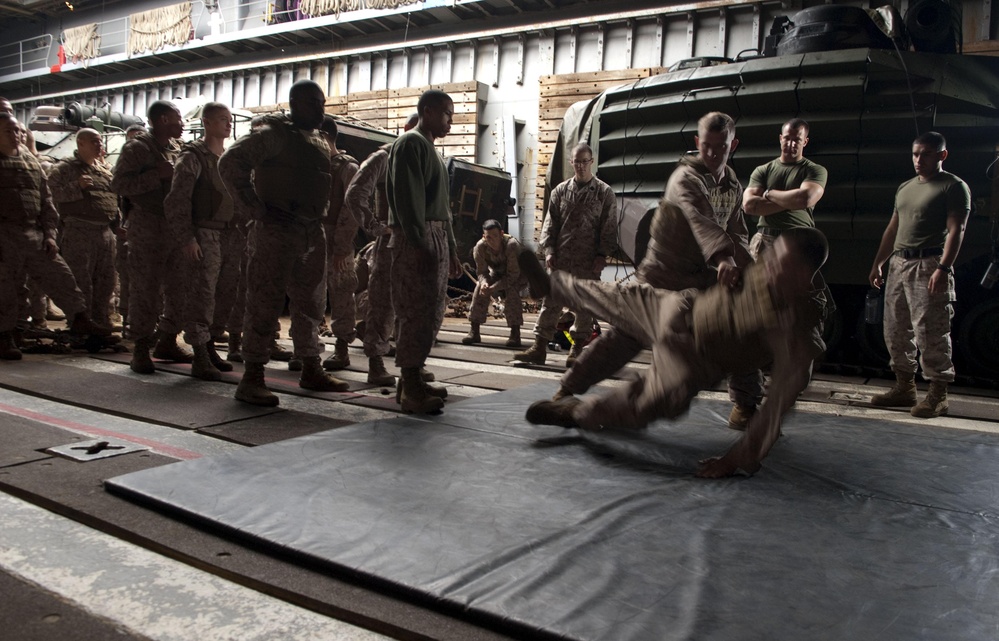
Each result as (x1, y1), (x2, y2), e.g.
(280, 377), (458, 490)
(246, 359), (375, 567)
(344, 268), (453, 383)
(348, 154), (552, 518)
(937, 264), (952, 274)
(763, 189), (772, 202)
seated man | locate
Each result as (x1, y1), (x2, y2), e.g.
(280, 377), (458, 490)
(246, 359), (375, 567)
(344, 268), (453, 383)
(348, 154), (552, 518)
(521, 226), (828, 478)
(462, 219), (528, 347)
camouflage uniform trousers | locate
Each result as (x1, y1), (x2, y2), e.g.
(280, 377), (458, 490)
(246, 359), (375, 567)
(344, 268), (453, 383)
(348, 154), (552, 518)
(60, 220), (116, 328)
(362, 233), (395, 358)
(326, 246), (358, 342)
(181, 228), (224, 347)
(883, 254), (956, 382)
(241, 220), (327, 364)
(533, 266), (598, 343)
(390, 223), (449, 369)
(210, 225), (245, 337)
(468, 276), (527, 327)
(127, 214), (190, 341)
(0, 225), (86, 333)
(560, 265), (763, 408)
(548, 273), (724, 429)
(115, 234), (129, 322)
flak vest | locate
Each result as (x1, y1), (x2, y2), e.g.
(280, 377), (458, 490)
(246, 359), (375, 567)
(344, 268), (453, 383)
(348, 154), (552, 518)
(252, 117), (331, 223)
(185, 140), (234, 229)
(0, 146), (44, 226)
(56, 157), (118, 225)
(126, 132), (180, 217)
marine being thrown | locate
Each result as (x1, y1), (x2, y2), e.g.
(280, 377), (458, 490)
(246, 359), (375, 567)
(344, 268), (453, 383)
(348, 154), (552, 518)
(521, 226), (830, 478)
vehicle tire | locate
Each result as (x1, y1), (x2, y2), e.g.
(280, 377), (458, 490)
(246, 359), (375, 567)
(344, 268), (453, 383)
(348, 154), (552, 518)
(957, 298), (999, 377)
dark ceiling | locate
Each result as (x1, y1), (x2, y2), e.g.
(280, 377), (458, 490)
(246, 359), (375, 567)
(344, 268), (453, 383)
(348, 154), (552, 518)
(0, 0), (683, 100)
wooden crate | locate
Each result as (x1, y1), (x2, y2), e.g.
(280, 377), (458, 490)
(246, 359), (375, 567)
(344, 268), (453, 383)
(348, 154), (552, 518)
(533, 67), (665, 241)
(250, 80), (485, 163)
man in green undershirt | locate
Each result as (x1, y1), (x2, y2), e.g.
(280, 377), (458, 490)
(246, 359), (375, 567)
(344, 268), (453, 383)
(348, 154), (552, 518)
(742, 118), (828, 259)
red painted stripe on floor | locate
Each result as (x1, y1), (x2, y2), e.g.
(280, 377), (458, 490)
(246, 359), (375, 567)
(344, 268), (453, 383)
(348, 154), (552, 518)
(0, 403), (203, 460)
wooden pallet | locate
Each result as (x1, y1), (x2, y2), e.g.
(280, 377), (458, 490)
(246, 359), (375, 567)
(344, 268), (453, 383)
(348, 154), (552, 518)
(533, 68), (665, 242)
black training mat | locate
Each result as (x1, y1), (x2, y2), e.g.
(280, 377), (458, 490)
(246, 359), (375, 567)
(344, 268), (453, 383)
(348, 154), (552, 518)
(0, 361), (282, 429)
(105, 384), (999, 641)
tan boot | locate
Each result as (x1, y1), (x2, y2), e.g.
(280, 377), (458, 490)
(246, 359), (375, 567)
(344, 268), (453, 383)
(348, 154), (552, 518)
(870, 371), (917, 407)
(367, 355), (396, 386)
(226, 334), (243, 363)
(565, 342), (583, 367)
(235, 362), (278, 406)
(395, 376), (448, 403)
(397, 367), (444, 413)
(300, 356), (350, 392)
(911, 380), (949, 418)
(206, 342), (233, 372)
(513, 336), (547, 365)
(0, 331), (23, 360)
(191, 343), (222, 381)
(461, 323), (481, 345)
(130, 337), (155, 374)
(419, 367), (436, 382)
(505, 325), (522, 348)
(526, 396), (581, 427)
(728, 404), (757, 431)
(322, 338), (350, 371)
(153, 332), (193, 363)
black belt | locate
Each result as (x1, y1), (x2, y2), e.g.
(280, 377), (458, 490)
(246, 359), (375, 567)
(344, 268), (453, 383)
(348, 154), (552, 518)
(894, 247), (943, 259)
(757, 227), (782, 237)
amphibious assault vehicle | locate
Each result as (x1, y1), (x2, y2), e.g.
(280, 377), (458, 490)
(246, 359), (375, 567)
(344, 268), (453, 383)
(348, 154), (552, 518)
(550, 3), (999, 379)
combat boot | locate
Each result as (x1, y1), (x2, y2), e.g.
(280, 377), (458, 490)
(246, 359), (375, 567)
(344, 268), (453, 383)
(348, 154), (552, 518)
(191, 343), (222, 381)
(514, 336), (547, 365)
(505, 325), (522, 348)
(395, 375), (448, 402)
(0, 332), (22, 360)
(299, 356), (350, 392)
(205, 342), (233, 372)
(461, 323), (481, 345)
(46, 299), (65, 321)
(526, 396), (581, 428)
(235, 362), (278, 407)
(153, 332), (193, 363)
(130, 337), (155, 374)
(911, 380), (949, 418)
(323, 338), (350, 371)
(269, 337), (293, 362)
(226, 333), (243, 363)
(69, 312), (112, 336)
(367, 355), (396, 386)
(397, 367), (444, 413)
(565, 342), (583, 367)
(420, 367), (436, 382)
(870, 371), (917, 407)
(728, 404), (757, 431)
(288, 356), (303, 372)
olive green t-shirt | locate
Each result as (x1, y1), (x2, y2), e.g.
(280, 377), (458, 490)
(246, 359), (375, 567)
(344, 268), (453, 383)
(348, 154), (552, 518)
(893, 171), (970, 251)
(748, 157), (828, 230)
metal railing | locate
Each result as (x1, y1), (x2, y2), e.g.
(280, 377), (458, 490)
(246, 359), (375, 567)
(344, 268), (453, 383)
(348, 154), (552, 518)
(0, 34), (53, 76)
